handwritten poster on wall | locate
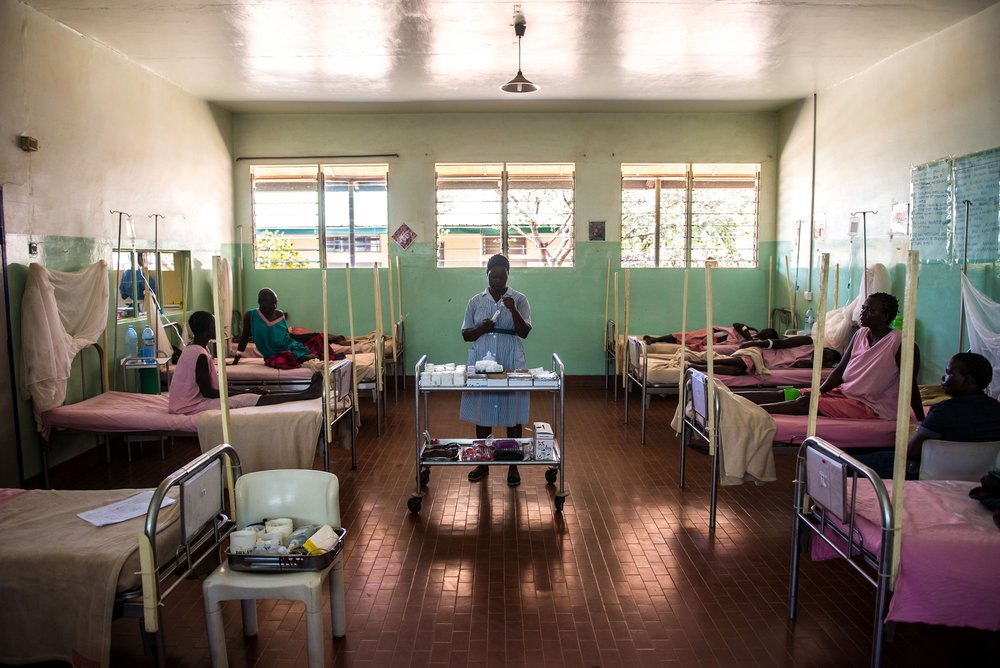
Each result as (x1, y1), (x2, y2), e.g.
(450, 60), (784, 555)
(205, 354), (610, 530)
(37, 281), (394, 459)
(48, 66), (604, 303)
(953, 148), (1000, 263)
(910, 159), (951, 262)
(910, 147), (1000, 264)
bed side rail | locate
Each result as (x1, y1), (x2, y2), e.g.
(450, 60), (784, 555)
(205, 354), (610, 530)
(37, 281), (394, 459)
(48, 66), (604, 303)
(135, 444), (242, 641)
(789, 436), (892, 668)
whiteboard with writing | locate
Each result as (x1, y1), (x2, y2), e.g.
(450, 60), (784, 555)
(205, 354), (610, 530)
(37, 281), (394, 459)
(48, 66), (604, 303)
(910, 159), (952, 262)
(953, 148), (1000, 264)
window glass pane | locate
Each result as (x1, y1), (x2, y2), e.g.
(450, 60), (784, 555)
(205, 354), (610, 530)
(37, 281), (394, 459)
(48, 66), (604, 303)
(322, 164), (389, 268)
(507, 163), (575, 267)
(251, 165), (318, 268)
(436, 164), (503, 268)
(621, 167), (687, 268)
(621, 181), (656, 267)
(690, 164), (758, 268)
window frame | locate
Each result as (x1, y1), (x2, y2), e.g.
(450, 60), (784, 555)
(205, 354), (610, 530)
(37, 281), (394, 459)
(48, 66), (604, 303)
(435, 162), (576, 268)
(621, 163), (760, 269)
(249, 163), (389, 269)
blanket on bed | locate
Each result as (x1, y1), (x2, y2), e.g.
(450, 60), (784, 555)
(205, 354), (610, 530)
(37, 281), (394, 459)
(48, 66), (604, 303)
(197, 399), (324, 473)
(812, 480), (1000, 630)
(0, 488), (178, 668)
(671, 382), (776, 485)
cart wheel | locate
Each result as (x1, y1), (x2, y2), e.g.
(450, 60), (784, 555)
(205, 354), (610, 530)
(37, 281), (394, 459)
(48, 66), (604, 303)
(544, 468), (558, 485)
(554, 496), (565, 512)
(420, 466), (431, 487)
(407, 496), (422, 514)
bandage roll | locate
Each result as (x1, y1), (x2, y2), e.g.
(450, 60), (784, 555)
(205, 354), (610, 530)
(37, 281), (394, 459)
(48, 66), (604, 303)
(255, 531), (283, 552)
(229, 529), (258, 554)
(265, 518), (294, 543)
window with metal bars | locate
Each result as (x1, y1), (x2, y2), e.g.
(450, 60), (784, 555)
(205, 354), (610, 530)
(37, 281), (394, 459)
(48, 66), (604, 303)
(435, 162), (575, 268)
(250, 164), (389, 268)
(621, 163), (759, 268)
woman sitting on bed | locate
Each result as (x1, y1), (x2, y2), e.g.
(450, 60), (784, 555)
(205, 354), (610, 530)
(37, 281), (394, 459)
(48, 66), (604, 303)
(688, 335), (841, 375)
(169, 311), (323, 415)
(759, 293), (924, 421)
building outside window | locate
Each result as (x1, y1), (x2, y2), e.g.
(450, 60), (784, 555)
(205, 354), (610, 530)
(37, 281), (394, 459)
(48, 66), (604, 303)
(436, 162), (575, 267)
(621, 163), (759, 268)
(250, 164), (389, 268)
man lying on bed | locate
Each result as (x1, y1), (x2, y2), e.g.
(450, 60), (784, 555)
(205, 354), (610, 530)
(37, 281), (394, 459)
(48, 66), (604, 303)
(170, 311), (323, 415)
(688, 333), (841, 376)
(758, 293), (924, 422)
(858, 352), (1000, 478)
(643, 322), (764, 349)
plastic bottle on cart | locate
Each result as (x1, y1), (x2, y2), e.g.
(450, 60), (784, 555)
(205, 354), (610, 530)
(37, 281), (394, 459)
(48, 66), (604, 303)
(803, 308), (815, 334)
(124, 326), (139, 359)
(141, 326), (155, 362)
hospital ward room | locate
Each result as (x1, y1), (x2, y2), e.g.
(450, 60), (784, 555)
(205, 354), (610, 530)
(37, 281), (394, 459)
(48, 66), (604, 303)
(2, 1), (1000, 666)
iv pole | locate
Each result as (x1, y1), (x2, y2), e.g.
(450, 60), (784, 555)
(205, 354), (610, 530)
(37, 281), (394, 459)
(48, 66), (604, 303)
(957, 200), (972, 353)
(110, 210), (132, 389)
(850, 210), (876, 297)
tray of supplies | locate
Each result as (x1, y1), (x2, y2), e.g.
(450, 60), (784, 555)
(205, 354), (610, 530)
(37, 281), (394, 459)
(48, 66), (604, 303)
(227, 527), (346, 573)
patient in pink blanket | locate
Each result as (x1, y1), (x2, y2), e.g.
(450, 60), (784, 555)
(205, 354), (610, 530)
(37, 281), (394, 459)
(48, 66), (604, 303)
(759, 293), (924, 421)
(689, 334), (841, 375)
(169, 311), (323, 415)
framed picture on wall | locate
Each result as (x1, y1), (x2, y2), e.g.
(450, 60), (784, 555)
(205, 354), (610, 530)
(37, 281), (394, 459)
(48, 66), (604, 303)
(588, 221), (606, 241)
(392, 223), (417, 250)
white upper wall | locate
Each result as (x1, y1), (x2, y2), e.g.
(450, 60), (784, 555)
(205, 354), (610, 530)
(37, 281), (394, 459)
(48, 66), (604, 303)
(778, 2), (1000, 246)
(0, 0), (234, 248)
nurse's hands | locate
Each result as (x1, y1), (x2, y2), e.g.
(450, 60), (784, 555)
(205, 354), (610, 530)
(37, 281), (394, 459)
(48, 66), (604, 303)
(481, 318), (495, 332)
(501, 296), (516, 312)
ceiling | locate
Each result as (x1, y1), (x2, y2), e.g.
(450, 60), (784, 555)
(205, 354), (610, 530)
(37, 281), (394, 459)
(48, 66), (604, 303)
(24, 0), (999, 113)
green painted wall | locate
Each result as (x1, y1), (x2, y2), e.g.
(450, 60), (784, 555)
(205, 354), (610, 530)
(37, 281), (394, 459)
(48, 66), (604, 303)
(239, 239), (779, 376)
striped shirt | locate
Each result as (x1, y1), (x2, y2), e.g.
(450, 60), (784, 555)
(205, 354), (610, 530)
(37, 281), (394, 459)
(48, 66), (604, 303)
(459, 287), (531, 427)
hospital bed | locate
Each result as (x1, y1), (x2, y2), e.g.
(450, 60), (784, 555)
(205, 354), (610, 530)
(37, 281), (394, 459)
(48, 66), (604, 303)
(676, 368), (914, 528)
(39, 345), (356, 485)
(624, 336), (833, 445)
(789, 436), (1000, 667)
(0, 443), (241, 668)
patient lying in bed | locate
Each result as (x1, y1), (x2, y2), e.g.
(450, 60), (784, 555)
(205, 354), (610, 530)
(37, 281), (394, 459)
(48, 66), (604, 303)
(689, 335), (841, 376)
(170, 311), (322, 415)
(644, 323), (763, 351)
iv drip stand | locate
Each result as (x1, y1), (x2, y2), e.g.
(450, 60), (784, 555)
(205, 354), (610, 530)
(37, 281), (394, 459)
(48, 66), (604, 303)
(958, 200), (972, 353)
(850, 210), (876, 297)
(110, 210), (132, 390)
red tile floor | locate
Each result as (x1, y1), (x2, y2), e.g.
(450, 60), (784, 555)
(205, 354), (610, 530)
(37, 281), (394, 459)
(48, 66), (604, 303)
(19, 383), (999, 667)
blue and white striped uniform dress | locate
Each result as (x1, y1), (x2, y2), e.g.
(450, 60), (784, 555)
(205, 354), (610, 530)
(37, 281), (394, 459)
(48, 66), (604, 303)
(459, 286), (531, 427)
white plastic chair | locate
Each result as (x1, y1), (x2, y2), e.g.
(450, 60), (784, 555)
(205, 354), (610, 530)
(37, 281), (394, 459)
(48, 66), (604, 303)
(918, 439), (1000, 481)
(202, 469), (346, 668)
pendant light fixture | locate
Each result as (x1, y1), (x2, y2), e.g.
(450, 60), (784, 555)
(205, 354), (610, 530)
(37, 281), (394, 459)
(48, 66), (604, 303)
(501, 14), (538, 93)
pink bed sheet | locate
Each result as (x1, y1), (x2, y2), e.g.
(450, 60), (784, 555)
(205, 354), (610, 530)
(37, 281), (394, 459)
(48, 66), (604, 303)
(811, 479), (1000, 631)
(772, 414), (908, 449)
(223, 358), (314, 382)
(41, 392), (198, 434)
(724, 368), (831, 388)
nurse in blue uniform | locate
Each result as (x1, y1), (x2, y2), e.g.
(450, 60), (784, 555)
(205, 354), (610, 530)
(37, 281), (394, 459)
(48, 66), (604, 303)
(460, 254), (532, 486)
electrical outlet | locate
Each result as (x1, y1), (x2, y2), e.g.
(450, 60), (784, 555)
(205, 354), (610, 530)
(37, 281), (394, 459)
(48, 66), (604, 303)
(804, 290), (813, 301)
(28, 242), (38, 255)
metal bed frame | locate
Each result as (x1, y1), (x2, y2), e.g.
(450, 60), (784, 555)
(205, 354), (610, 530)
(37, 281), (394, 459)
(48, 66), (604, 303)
(623, 335), (679, 444)
(123, 443), (242, 666)
(788, 436), (893, 668)
(604, 319), (618, 400)
(677, 368), (726, 527)
(384, 317), (406, 402)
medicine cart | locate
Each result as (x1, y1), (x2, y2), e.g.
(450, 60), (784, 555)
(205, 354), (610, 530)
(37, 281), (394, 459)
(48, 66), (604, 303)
(408, 353), (567, 513)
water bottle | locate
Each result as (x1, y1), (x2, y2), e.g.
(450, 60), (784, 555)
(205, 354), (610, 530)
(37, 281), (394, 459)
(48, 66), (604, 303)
(141, 326), (155, 362)
(124, 326), (139, 359)
(803, 308), (815, 334)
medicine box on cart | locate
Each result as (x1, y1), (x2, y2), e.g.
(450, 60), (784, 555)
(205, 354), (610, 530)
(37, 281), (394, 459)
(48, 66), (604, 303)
(533, 421), (556, 460)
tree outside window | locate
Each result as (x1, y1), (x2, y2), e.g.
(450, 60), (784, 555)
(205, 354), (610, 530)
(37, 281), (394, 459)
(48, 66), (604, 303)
(436, 163), (575, 267)
(621, 163), (759, 268)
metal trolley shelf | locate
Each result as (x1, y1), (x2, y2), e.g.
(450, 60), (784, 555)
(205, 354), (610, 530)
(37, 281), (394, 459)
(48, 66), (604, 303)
(409, 353), (568, 514)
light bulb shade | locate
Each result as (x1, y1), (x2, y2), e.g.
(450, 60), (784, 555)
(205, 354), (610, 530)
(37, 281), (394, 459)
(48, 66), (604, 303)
(501, 70), (538, 93)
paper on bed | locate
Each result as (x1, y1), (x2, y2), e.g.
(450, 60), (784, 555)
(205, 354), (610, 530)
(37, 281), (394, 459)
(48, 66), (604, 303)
(77, 490), (176, 527)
